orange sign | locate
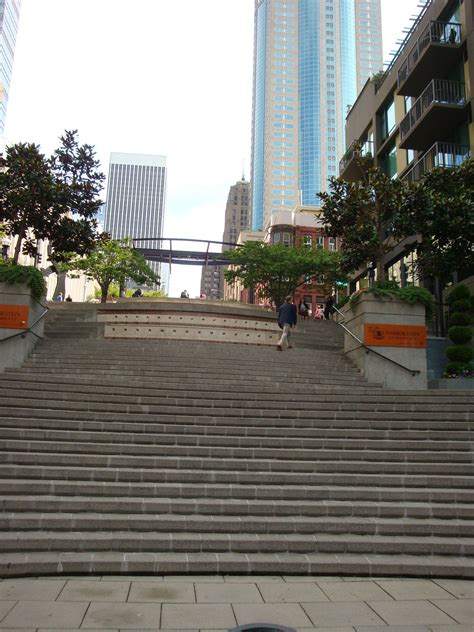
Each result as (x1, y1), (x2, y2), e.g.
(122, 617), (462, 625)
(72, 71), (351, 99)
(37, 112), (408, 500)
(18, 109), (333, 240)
(364, 323), (427, 348)
(0, 304), (29, 330)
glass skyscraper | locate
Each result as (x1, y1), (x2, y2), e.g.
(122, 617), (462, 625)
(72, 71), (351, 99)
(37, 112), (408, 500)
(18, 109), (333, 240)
(0, 0), (21, 135)
(251, 0), (382, 230)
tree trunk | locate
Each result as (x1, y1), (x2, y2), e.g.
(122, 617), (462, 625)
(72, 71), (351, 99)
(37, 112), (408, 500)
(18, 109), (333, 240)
(100, 283), (109, 303)
(13, 237), (22, 264)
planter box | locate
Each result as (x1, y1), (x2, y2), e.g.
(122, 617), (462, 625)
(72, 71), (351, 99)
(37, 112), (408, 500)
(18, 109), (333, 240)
(0, 282), (47, 371)
(341, 293), (427, 390)
(429, 378), (474, 390)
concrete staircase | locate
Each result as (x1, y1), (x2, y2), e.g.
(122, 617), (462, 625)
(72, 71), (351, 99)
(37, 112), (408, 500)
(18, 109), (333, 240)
(0, 303), (472, 578)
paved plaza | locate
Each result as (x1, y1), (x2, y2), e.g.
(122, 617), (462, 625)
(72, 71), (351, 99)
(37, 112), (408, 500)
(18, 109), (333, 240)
(0, 575), (471, 631)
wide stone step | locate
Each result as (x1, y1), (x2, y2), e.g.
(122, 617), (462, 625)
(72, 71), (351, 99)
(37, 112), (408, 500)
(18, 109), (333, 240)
(1, 464), (470, 488)
(1, 478), (472, 503)
(0, 415), (471, 442)
(1, 511), (473, 538)
(1, 530), (472, 557)
(2, 379), (474, 413)
(0, 426), (471, 453)
(2, 495), (473, 520)
(1, 437), (472, 464)
(0, 406), (471, 431)
(2, 451), (473, 476)
(0, 396), (470, 423)
(0, 550), (471, 578)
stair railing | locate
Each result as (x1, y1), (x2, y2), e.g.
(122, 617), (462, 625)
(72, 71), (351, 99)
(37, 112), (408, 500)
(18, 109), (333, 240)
(0, 299), (49, 345)
(332, 305), (421, 376)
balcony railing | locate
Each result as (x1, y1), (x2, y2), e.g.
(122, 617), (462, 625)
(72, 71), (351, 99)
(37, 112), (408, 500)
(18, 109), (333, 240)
(398, 21), (462, 89)
(400, 79), (466, 143)
(403, 142), (471, 183)
(339, 140), (374, 175)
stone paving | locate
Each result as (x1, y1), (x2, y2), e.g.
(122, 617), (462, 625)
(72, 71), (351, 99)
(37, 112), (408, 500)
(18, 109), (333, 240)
(0, 575), (471, 631)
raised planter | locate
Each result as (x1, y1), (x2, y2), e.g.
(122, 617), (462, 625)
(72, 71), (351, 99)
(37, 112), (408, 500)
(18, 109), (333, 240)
(429, 378), (474, 390)
(0, 282), (47, 370)
(341, 293), (427, 390)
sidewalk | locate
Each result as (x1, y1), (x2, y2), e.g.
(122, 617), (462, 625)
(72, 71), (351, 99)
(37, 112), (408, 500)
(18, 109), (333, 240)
(0, 575), (471, 631)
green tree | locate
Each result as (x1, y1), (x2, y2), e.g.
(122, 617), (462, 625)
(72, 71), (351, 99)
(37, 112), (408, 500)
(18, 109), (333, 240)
(0, 130), (105, 265)
(0, 143), (55, 263)
(63, 238), (159, 303)
(224, 241), (344, 308)
(394, 158), (474, 281)
(320, 162), (409, 281)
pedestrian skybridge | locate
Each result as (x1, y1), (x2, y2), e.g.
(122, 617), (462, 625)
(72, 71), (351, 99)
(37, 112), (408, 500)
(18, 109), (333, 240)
(132, 237), (237, 267)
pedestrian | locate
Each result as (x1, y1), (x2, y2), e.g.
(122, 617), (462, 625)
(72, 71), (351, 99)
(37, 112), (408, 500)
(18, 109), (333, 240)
(314, 305), (323, 319)
(65, 295), (73, 302)
(55, 292), (63, 302)
(298, 299), (309, 321)
(324, 294), (335, 320)
(180, 290), (189, 299)
(277, 295), (297, 351)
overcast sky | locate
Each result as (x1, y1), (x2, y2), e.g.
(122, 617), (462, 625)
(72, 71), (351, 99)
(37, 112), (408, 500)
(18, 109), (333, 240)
(5, 0), (422, 297)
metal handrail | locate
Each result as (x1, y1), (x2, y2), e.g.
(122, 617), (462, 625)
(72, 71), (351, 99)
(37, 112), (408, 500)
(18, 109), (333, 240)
(402, 142), (470, 183)
(0, 299), (49, 345)
(400, 79), (466, 142)
(333, 305), (421, 376)
(398, 20), (462, 88)
(339, 140), (374, 174)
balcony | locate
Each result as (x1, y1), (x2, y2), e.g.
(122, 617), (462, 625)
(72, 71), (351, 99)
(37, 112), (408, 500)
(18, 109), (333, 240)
(398, 21), (462, 96)
(403, 142), (470, 183)
(339, 140), (374, 181)
(399, 79), (468, 150)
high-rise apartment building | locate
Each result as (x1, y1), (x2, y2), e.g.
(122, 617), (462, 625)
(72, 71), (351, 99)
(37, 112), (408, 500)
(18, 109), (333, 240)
(104, 153), (167, 283)
(0, 0), (21, 135)
(200, 177), (251, 299)
(250, 0), (382, 230)
(355, 0), (383, 92)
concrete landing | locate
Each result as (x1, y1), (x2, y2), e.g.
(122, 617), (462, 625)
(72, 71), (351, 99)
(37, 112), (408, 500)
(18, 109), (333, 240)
(0, 575), (471, 631)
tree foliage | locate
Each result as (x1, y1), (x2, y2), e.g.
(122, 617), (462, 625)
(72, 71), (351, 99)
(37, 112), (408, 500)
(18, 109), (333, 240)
(320, 162), (408, 281)
(63, 238), (159, 303)
(0, 130), (105, 264)
(224, 241), (344, 308)
(394, 159), (474, 281)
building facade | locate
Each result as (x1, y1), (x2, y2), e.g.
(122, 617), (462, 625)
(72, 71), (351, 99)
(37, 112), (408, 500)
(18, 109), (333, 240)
(250, 0), (382, 231)
(339, 0), (473, 289)
(104, 153), (167, 285)
(0, 0), (21, 135)
(200, 177), (250, 299)
(265, 208), (341, 313)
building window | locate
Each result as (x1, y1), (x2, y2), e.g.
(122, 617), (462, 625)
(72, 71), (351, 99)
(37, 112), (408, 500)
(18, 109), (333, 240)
(385, 142), (397, 179)
(328, 237), (336, 251)
(317, 236), (324, 248)
(302, 234), (312, 248)
(381, 98), (396, 142)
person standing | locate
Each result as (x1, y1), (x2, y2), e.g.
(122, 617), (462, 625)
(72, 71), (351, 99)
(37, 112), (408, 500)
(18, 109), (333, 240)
(324, 294), (335, 320)
(277, 295), (297, 351)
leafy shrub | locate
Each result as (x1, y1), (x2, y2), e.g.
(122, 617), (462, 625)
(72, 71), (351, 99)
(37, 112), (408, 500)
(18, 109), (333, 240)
(445, 284), (473, 377)
(336, 295), (350, 309)
(445, 362), (474, 377)
(450, 312), (471, 326)
(446, 345), (473, 363)
(447, 284), (471, 303)
(349, 280), (434, 318)
(0, 260), (46, 299)
(447, 325), (472, 345)
(398, 286), (434, 320)
(451, 299), (471, 313)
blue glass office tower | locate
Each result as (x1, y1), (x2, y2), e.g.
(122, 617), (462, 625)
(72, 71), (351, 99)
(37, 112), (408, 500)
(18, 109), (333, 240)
(0, 0), (21, 135)
(251, 0), (382, 230)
